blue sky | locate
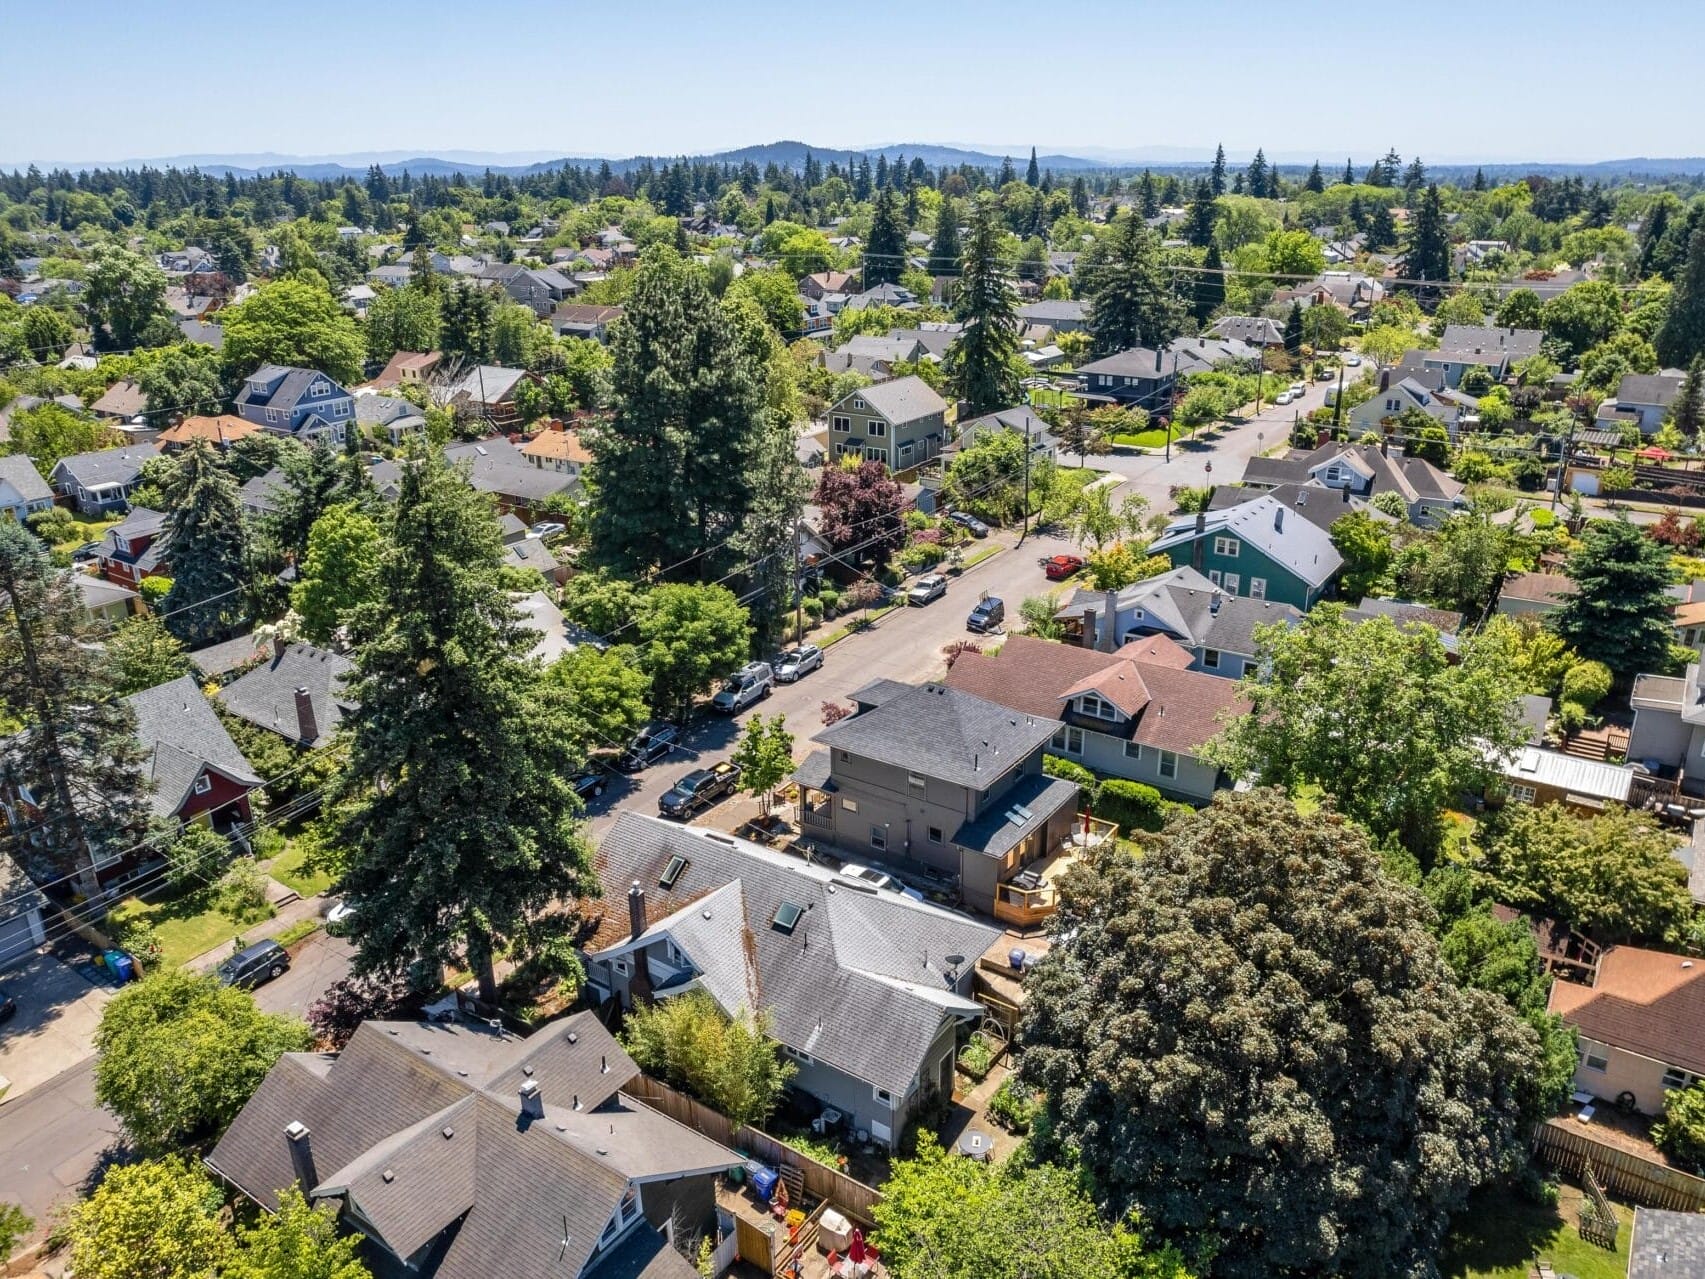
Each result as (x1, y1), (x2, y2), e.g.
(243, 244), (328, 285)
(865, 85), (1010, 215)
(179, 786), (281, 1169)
(6, 0), (1702, 166)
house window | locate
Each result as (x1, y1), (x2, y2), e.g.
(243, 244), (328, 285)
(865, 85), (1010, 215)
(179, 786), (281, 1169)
(1663, 1067), (1699, 1091)
(873, 1085), (894, 1106)
(1124, 740), (1142, 760)
(1051, 725), (1084, 756)
(1249, 578), (1267, 600)
(908, 774), (926, 792)
(612, 958), (630, 976)
(599, 1184), (641, 1247)
(1582, 1050), (1608, 1073)
(870, 825), (888, 850)
(927, 826), (943, 844)
(1207, 570), (1222, 586)
(1202, 648), (1221, 669)
(833, 416), (851, 433)
(1077, 693), (1117, 721)
(784, 1046), (815, 1065)
(867, 420), (887, 437)
(1325, 466), (1342, 482)
(1509, 784), (1537, 804)
(193, 774), (212, 795)
(1158, 750), (1178, 779)
(899, 440), (915, 455)
(853, 398), (866, 411)
(864, 447), (886, 462)
(841, 798), (859, 813)
(1223, 573), (1240, 595)
(1212, 536), (1240, 558)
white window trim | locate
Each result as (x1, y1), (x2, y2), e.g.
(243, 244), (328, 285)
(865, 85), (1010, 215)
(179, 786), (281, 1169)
(1202, 648), (1221, 669)
(927, 826), (944, 844)
(193, 774), (212, 795)
(1123, 740), (1142, 760)
(870, 825), (887, 851)
(1509, 784), (1537, 804)
(867, 420), (887, 437)
(832, 416), (851, 433)
(1158, 750), (1178, 779)
(1582, 1050), (1608, 1072)
(873, 1085), (894, 1106)
(1248, 578), (1267, 601)
(1223, 573), (1240, 595)
(1213, 536), (1240, 558)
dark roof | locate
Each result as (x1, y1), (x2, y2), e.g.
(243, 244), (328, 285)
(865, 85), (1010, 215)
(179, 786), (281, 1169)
(591, 813), (999, 1096)
(1208, 315), (1283, 345)
(209, 1015), (728, 1279)
(1207, 480), (1381, 533)
(1549, 945), (1705, 1076)
(236, 365), (347, 413)
(239, 467), (291, 515)
(217, 643), (355, 748)
(1055, 565), (1301, 656)
(951, 773), (1080, 859)
(445, 439), (576, 503)
(1617, 371), (1686, 409)
(815, 682), (1057, 789)
(843, 375), (946, 426)
(90, 380), (148, 418)
(189, 631), (267, 679)
(1501, 571), (1576, 604)
(1346, 597), (1464, 634)
(1436, 324), (1544, 362)
(1629, 1208), (1705, 1279)
(52, 444), (155, 491)
(126, 675), (260, 818)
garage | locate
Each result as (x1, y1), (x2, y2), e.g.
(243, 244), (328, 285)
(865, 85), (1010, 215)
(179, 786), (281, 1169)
(0, 853), (47, 969)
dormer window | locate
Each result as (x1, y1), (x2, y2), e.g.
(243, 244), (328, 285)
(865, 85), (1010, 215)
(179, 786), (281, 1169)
(1077, 692), (1118, 721)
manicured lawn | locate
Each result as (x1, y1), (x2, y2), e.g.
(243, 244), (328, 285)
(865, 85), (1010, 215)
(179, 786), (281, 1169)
(1111, 429), (1171, 450)
(109, 891), (275, 970)
(267, 837), (335, 899)
(51, 515), (120, 555)
(1441, 1182), (1630, 1279)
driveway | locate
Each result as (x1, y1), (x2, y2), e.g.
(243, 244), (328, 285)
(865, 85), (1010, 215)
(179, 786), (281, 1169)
(0, 948), (117, 1103)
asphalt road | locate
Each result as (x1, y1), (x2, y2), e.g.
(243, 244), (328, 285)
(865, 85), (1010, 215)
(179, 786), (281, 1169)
(0, 933), (353, 1256)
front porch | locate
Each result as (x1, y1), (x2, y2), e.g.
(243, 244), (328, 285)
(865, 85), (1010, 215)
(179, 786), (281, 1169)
(991, 813), (1118, 927)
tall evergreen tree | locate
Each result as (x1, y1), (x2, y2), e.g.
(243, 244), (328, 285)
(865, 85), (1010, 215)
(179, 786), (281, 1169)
(1246, 148), (1269, 199)
(1025, 147), (1040, 187)
(0, 524), (151, 897)
(1399, 184), (1450, 300)
(946, 197), (1021, 417)
(997, 155), (1016, 186)
(927, 198), (962, 277)
(1282, 300), (1304, 356)
(1367, 201), (1398, 252)
(1191, 242), (1227, 325)
(1472, 166), (1488, 192)
(1549, 518), (1677, 678)
(1210, 144), (1227, 196)
(1185, 179), (1218, 249)
(160, 441), (248, 647)
(589, 246), (765, 577)
(334, 448), (592, 1004)
(1341, 158), (1356, 186)
(1637, 196), (1675, 279)
(1402, 157), (1427, 196)
(863, 188), (907, 288)
(1137, 170), (1160, 219)
(1087, 211), (1184, 357)
(1657, 224), (1705, 368)
(1304, 161), (1325, 193)
(1675, 355), (1705, 437)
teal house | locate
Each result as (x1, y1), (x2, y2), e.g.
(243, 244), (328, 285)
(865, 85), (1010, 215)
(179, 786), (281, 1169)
(1147, 494), (1342, 611)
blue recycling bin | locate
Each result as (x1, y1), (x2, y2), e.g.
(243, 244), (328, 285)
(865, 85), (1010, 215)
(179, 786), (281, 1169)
(748, 1165), (780, 1203)
(105, 950), (135, 983)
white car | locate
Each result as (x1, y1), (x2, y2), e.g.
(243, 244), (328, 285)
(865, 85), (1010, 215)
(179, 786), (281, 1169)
(907, 574), (948, 606)
(839, 863), (926, 901)
(1287, 382), (1306, 397)
(1272, 390), (1294, 405)
(323, 899), (357, 936)
(1345, 354), (1362, 367)
(775, 645), (823, 683)
(712, 661), (774, 714)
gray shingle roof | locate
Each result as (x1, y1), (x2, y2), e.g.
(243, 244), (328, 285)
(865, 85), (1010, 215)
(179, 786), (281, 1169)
(445, 439), (576, 503)
(1437, 324), (1543, 362)
(51, 444), (155, 492)
(815, 682), (1057, 789)
(0, 454), (53, 504)
(1629, 1208), (1705, 1279)
(1617, 371), (1686, 409)
(592, 813), (1000, 1097)
(448, 365), (529, 403)
(950, 774), (1079, 860)
(209, 1013), (724, 1279)
(842, 375), (946, 426)
(1016, 299), (1087, 323)
(235, 365), (345, 414)
(1148, 495), (1344, 589)
(216, 642), (355, 748)
(189, 631), (267, 679)
(125, 675), (260, 818)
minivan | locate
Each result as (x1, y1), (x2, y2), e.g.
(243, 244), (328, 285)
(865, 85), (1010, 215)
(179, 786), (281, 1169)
(217, 939), (290, 990)
(712, 662), (774, 714)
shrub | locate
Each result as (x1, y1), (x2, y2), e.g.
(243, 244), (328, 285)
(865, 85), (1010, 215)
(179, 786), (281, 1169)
(26, 506), (74, 543)
(802, 595), (823, 621)
(621, 990), (794, 1129)
(843, 580), (883, 610)
(1517, 1163), (1561, 1207)
(1096, 778), (1166, 833)
(111, 917), (163, 971)
(1562, 659), (1613, 710)
(308, 972), (417, 1050)
(138, 575), (172, 604)
(957, 1032), (995, 1081)
(817, 588), (840, 616)
(987, 1075), (1040, 1134)
(214, 857), (272, 923)
(1556, 701), (1589, 734)
(1654, 1081), (1705, 1173)
(903, 509), (932, 531)
(1042, 754), (1099, 805)
(164, 824), (230, 890)
(897, 543), (945, 572)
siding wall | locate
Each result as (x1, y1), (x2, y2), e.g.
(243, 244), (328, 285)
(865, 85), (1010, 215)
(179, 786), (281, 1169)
(1052, 726), (1220, 801)
(1572, 1037), (1694, 1116)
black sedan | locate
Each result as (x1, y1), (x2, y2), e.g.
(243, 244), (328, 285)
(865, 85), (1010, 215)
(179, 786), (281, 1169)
(946, 510), (991, 538)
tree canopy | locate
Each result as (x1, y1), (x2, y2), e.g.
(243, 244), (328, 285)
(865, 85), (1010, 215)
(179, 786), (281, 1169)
(218, 278), (365, 385)
(1549, 517), (1678, 679)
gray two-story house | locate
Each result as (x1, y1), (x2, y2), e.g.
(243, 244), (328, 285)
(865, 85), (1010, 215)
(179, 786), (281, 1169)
(827, 376), (949, 472)
(790, 680), (1081, 914)
(584, 813), (999, 1149)
(234, 365), (355, 444)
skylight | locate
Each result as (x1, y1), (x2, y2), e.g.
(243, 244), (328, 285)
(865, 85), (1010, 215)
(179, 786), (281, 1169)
(660, 855), (688, 889)
(772, 902), (804, 934)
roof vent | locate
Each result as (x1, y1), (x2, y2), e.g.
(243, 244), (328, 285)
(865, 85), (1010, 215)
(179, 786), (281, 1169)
(566, 1032), (578, 1045)
(382, 1168), (395, 1183)
(523, 1064), (534, 1076)
(441, 1126), (455, 1140)
(1685, 961), (1695, 969)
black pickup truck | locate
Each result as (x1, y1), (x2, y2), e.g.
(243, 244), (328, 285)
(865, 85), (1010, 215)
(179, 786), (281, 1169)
(658, 761), (743, 820)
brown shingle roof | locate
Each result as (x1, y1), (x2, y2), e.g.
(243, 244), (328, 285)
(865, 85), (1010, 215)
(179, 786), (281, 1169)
(156, 415), (260, 447)
(1548, 945), (1705, 1075)
(1502, 571), (1576, 604)
(521, 426), (592, 464)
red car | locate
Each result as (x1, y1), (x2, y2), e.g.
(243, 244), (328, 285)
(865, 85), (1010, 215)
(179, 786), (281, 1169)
(1041, 554), (1085, 580)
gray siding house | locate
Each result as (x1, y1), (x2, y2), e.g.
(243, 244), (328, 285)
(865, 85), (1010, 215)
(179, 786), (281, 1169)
(585, 813), (999, 1149)
(0, 455), (55, 522)
(827, 376), (949, 471)
(49, 444), (155, 514)
(791, 681), (1080, 914)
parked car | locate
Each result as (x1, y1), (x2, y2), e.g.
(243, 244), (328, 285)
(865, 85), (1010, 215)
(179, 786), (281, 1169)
(946, 510), (991, 538)
(1287, 382), (1306, 397)
(775, 645), (823, 683)
(1040, 554), (1085, 580)
(0, 985), (15, 1023)
(1344, 354), (1362, 367)
(322, 899), (357, 937)
(966, 596), (1006, 634)
(570, 767), (610, 802)
(529, 521), (567, 539)
(839, 863), (926, 902)
(712, 661), (775, 714)
(659, 761), (743, 820)
(618, 721), (680, 772)
(908, 574), (948, 606)
(1272, 390), (1294, 405)
(217, 939), (290, 990)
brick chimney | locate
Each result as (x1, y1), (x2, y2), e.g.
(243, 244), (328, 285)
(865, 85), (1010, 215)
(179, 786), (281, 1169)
(1080, 606), (1097, 650)
(293, 687), (318, 746)
(1099, 589), (1119, 653)
(285, 1120), (317, 1190)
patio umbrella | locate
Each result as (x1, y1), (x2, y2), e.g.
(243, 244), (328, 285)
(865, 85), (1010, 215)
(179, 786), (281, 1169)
(849, 1228), (866, 1265)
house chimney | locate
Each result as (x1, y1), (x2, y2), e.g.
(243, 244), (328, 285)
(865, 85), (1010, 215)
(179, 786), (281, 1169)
(293, 687), (318, 746)
(285, 1121), (317, 1190)
(1080, 606), (1098, 650)
(1155, 348), (1163, 373)
(1274, 506), (1284, 532)
(628, 880), (646, 941)
(1191, 511), (1206, 573)
(1379, 369), (1391, 392)
(519, 1079), (544, 1120)
(1341, 483), (1350, 503)
(1380, 434), (1390, 458)
(1099, 589), (1119, 653)
(273, 630), (289, 660)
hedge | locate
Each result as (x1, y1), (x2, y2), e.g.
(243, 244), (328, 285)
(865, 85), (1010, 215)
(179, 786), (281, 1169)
(1043, 755), (1099, 805)
(1096, 779), (1166, 834)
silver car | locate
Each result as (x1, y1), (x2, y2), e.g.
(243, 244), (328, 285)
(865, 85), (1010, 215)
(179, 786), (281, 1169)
(775, 645), (823, 683)
(907, 574), (948, 606)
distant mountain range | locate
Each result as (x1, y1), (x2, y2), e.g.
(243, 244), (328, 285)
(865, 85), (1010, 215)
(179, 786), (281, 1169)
(12, 141), (1705, 181)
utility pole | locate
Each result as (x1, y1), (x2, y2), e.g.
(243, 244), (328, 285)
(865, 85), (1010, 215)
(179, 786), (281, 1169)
(1017, 436), (1032, 547)
(792, 517), (805, 642)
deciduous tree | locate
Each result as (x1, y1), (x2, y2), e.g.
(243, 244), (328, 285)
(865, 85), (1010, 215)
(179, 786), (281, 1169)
(63, 1158), (230, 1279)
(106, 614), (189, 696)
(291, 503), (384, 645)
(543, 644), (650, 759)
(226, 1187), (373, 1279)
(633, 583), (751, 722)
(83, 244), (171, 350)
(218, 278), (364, 385)
(731, 713), (793, 816)
(621, 991), (793, 1129)
(813, 459), (905, 568)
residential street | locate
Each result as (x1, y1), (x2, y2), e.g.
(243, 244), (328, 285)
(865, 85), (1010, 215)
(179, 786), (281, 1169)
(0, 933), (352, 1260)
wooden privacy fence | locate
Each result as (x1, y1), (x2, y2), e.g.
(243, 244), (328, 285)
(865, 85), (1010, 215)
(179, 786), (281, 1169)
(626, 1075), (883, 1224)
(1535, 1119), (1705, 1212)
